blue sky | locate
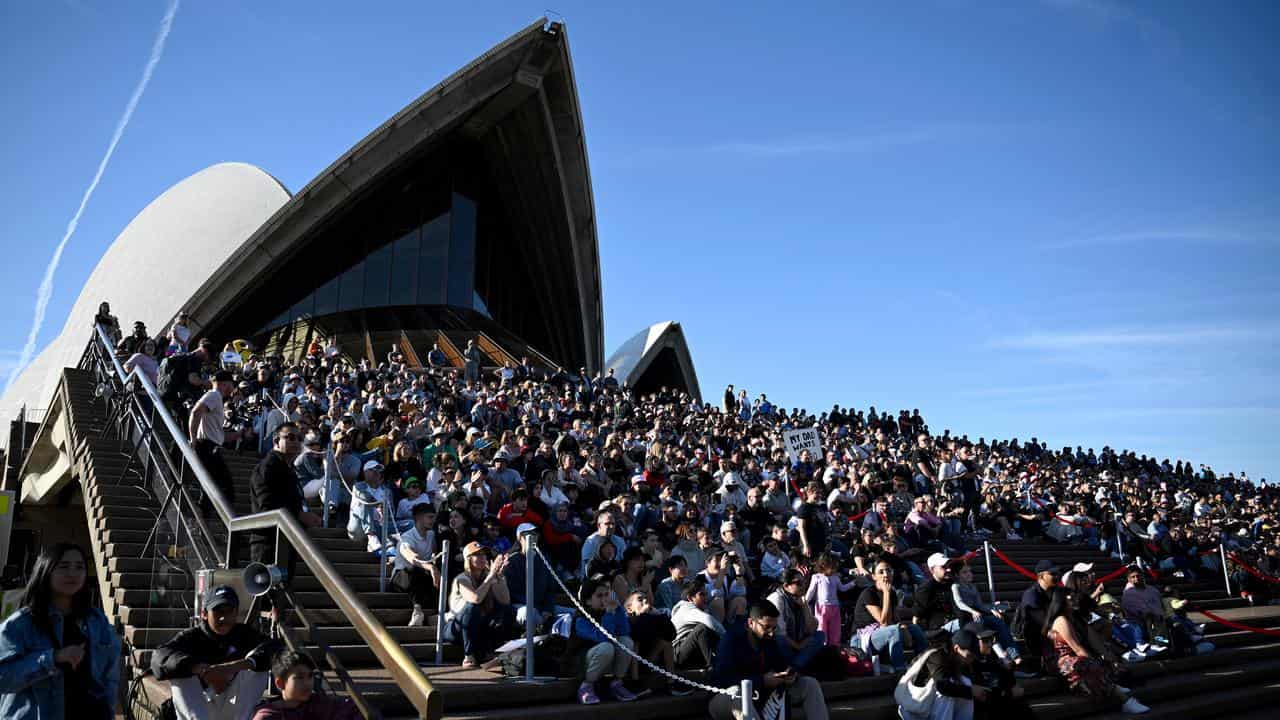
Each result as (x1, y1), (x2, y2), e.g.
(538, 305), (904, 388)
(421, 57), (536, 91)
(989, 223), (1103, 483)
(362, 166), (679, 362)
(1, 0), (1276, 479)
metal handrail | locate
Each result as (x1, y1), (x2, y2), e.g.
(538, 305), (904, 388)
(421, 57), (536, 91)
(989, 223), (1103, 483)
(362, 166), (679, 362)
(87, 325), (442, 720)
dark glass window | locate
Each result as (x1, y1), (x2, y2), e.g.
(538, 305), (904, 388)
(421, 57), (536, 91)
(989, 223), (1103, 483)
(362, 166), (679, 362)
(363, 242), (393, 308)
(389, 228), (420, 306)
(289, 293), (315, 324)
(447, 194), (476, 308)
(418, 214), (449, 305)
(338, 260), (365, 312)
(314, 275), (340, 317)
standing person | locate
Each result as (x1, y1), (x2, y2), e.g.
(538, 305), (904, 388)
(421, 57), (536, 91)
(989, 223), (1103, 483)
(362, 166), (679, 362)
(707, 601), (829, 720)
(152, 586), (279, 720)
(190, 370), (241, 558)
(463, 340), (482, 384)
(804, 552), (857, 646)
(0, 543), (120, 720)
(794, 482), (828, 559)
(250, 423), (321, 582)
(171, 311), (194, 353)
(443, 542), (515, 669)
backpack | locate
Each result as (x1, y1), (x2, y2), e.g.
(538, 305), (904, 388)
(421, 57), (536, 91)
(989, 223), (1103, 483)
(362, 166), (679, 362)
(498, 634), (570, 678)
(156, 352), (190, 401)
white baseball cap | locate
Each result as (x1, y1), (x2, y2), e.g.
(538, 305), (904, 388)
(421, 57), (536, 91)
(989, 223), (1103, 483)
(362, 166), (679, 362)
(516, 522), (538, 537)
(926, 552), (950, 570)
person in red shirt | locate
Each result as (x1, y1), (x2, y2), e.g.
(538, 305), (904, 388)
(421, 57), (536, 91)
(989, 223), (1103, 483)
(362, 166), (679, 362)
(496, 488), (544, 537)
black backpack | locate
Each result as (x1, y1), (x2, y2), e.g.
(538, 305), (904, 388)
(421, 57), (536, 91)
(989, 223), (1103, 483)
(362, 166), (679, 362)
(498, 634), (570, 678)
(156, 352), (190, 401)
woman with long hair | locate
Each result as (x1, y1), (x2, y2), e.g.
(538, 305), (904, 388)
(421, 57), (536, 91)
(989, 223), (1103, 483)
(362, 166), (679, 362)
(1042, 588), (1149, 714)
(0, 543), (120, 719)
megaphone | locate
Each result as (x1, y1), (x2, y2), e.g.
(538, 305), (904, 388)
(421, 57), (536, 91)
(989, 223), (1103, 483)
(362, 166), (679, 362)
(242, 563), (287, 597)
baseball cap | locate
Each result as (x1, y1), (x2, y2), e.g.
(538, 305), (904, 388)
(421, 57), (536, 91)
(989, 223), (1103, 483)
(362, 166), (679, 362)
(515, 522), (538, 537)
(1034, 559), (1061, 575)
(203, 585), (239, 611)
(1071, 562), (1094, 573)
(1098, 593), (1118, 606)
(462, 541), (491, 560)
(363, 460), (384, 473)
(926, 552), (950, 570)
(951, 628), (979, 652)
(403, 477), (423, 490)
(720, 521), (737, 534)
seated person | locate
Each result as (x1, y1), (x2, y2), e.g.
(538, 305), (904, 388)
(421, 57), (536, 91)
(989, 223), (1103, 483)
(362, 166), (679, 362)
(624, 591), (690, 695)
(853, 559), (927, 672)
(707, 601), (828, 720)
(250, 651), (359, 720)
(346, 461), (396, 552)
(765, 568), (826, 671)
(569, 576), (638, 705)
(152, 586), (279, 720)
(699, 547), (748, 622)
(654, 554), (690, 611)
(393, 503), (440, 627)
(442, 542), (515, 669)
(671, 578), (725, 670)
(394, 478), (430, 534)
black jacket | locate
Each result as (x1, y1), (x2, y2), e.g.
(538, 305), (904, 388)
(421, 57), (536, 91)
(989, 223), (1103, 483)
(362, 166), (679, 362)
(151, 621), (279, 679)
(913, 578), (955, 631)
(251, 451), (303, 517)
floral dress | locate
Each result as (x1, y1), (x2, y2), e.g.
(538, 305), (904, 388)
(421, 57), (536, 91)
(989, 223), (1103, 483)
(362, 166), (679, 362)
(1048, 629), (1115, 696)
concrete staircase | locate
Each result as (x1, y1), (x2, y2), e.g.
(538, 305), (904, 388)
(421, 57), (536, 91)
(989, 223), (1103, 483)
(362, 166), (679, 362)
(57, 365), (1280, 718)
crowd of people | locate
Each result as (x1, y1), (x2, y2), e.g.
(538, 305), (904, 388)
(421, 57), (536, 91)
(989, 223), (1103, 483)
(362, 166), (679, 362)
(1, 303), (1277, 720)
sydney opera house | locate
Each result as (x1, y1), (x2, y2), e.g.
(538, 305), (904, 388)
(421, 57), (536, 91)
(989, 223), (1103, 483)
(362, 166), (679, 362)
(1, 18), (701, 448)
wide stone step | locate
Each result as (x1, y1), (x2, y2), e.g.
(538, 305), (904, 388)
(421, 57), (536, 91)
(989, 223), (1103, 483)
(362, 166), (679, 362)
(133, 640), (454, 673)
(125, 622), (440, 648)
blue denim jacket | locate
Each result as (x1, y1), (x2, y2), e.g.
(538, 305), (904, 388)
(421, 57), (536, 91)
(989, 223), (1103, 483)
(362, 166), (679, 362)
(0, 606), (121, 719)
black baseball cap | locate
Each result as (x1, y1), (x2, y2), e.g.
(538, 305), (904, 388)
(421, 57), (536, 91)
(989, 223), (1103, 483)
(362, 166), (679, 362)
(203, 585), (239, 611)
(1034, 559), (1061, 575)
(952, 628), (980, 652)
(963, 622), (996, 639)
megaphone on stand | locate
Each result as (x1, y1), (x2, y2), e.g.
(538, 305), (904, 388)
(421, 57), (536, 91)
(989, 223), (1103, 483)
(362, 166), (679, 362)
(242, 562), (287, 597)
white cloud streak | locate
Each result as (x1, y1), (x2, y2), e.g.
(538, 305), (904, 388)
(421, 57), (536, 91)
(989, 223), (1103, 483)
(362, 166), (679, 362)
(989, 325), (1275, 350)
(5, 0), (180, 393)
(708, 129), (941, 157)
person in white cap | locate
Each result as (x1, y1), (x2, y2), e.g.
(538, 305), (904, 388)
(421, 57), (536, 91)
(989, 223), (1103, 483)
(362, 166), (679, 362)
(912, 552), (957, 632)
(347, 460), (396, 552)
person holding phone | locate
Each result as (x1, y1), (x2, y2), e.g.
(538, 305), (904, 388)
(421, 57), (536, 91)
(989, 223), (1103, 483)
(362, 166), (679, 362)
(708, 600), (828, 720)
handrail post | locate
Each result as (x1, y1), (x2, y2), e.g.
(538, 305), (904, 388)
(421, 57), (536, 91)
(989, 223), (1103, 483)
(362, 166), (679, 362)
(1116, 515), (1125, 564)
(524, 532), (537, 682)
(983, 540), (996, 604)
(435, 539), (450, 666)
(1220, 544), (1232, 598)
(739, 679), (752, 720)
(379, 498), (389, 594)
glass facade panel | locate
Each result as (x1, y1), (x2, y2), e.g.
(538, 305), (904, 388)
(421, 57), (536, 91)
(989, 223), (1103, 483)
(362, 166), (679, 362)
(363, 242), (393, 308)
(338, 260), (365, 312)
(447, 193), (476, 309)
(289, 293), (315, 324)
(389, 228), (420, 306)
(418, 213), (449, 306)
(314, 275), (340, 317)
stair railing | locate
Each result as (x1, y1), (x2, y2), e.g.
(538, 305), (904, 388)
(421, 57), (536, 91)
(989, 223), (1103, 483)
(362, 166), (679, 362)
(84, 324), (442, 720)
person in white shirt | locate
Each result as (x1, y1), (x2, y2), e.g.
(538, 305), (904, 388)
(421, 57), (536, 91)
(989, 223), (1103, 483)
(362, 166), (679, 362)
(395, 504), (440, 626)
(188, 371), (239, 559)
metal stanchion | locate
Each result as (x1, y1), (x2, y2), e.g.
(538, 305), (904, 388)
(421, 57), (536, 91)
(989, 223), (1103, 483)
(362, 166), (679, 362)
(1220, 544), (1233, 598)
(1115, 516), (1125, 563)
(378, 500), (389, 593)
(434, 539), (450, 666)
(525, 532), (537, 682)
(983, 541), (996, 604)
(740, 679), (752, 720)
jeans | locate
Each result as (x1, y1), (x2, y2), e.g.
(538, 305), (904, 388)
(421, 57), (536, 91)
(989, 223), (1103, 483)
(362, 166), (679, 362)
(863, 624), (926, 672)
(708, 675), (828, 720)
(775, 631), (826, 670)
(584, 637), (635, 682)
(444, 601), (516, 660)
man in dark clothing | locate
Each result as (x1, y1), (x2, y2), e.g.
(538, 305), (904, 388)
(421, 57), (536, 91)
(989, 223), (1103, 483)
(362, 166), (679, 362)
(1016, 559), (1060, 669)
(152, 585), (281, 720)
(503, 523), (564, 628)
(707, 601), (828, 720)
(794, 482), (828, 559)
(249, 423), (320, 577)
(913, 552), (957, 632)
(965, 623), (1034, 719)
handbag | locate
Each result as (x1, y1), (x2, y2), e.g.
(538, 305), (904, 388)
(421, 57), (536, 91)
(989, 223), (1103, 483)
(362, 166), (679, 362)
(894, 649), (937, 719)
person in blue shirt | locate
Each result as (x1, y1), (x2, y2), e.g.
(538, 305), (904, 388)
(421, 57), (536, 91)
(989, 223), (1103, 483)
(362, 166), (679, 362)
(707, 600), (828, 720)
(0, 542), (120, 720)
(570, 575), (637, 705)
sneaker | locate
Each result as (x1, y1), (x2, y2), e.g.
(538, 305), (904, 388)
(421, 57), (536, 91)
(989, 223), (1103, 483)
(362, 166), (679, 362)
(1006, 532), (1022, 540)
(1121, 697), (1150, 714)
(408, 607), (426, 627)
(609, 680), (637, 702)
(578, 682), (600, 705)
(1122, 650), (1147, 663)
(1143, 646), (1165, 657)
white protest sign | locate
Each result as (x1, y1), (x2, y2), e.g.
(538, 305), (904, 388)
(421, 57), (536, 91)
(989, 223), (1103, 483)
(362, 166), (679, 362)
(782, 427), (822, 464)
(220, 351), (243, 369)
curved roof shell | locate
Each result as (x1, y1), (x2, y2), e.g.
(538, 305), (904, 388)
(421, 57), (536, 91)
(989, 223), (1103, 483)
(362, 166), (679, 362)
(606, 321), (701, 403)
(1, 162), (290, 427)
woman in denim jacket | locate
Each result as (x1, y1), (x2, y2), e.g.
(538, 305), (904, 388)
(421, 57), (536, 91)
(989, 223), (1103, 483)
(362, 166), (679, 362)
(0, 542), (120, 719)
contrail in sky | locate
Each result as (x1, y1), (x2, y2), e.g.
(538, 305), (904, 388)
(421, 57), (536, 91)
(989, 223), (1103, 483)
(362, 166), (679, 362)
(5, 0), (180, 392)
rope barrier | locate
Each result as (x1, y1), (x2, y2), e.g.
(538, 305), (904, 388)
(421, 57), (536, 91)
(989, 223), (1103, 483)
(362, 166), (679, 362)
(989, 546), (1038, 580)
(1228, 554), (1280, 585)
(1195, 607), (1280, 638)
(529, 543), (741, 698)
(1052, 515), (1094, 529)
(1095, 565), (1128, 584)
